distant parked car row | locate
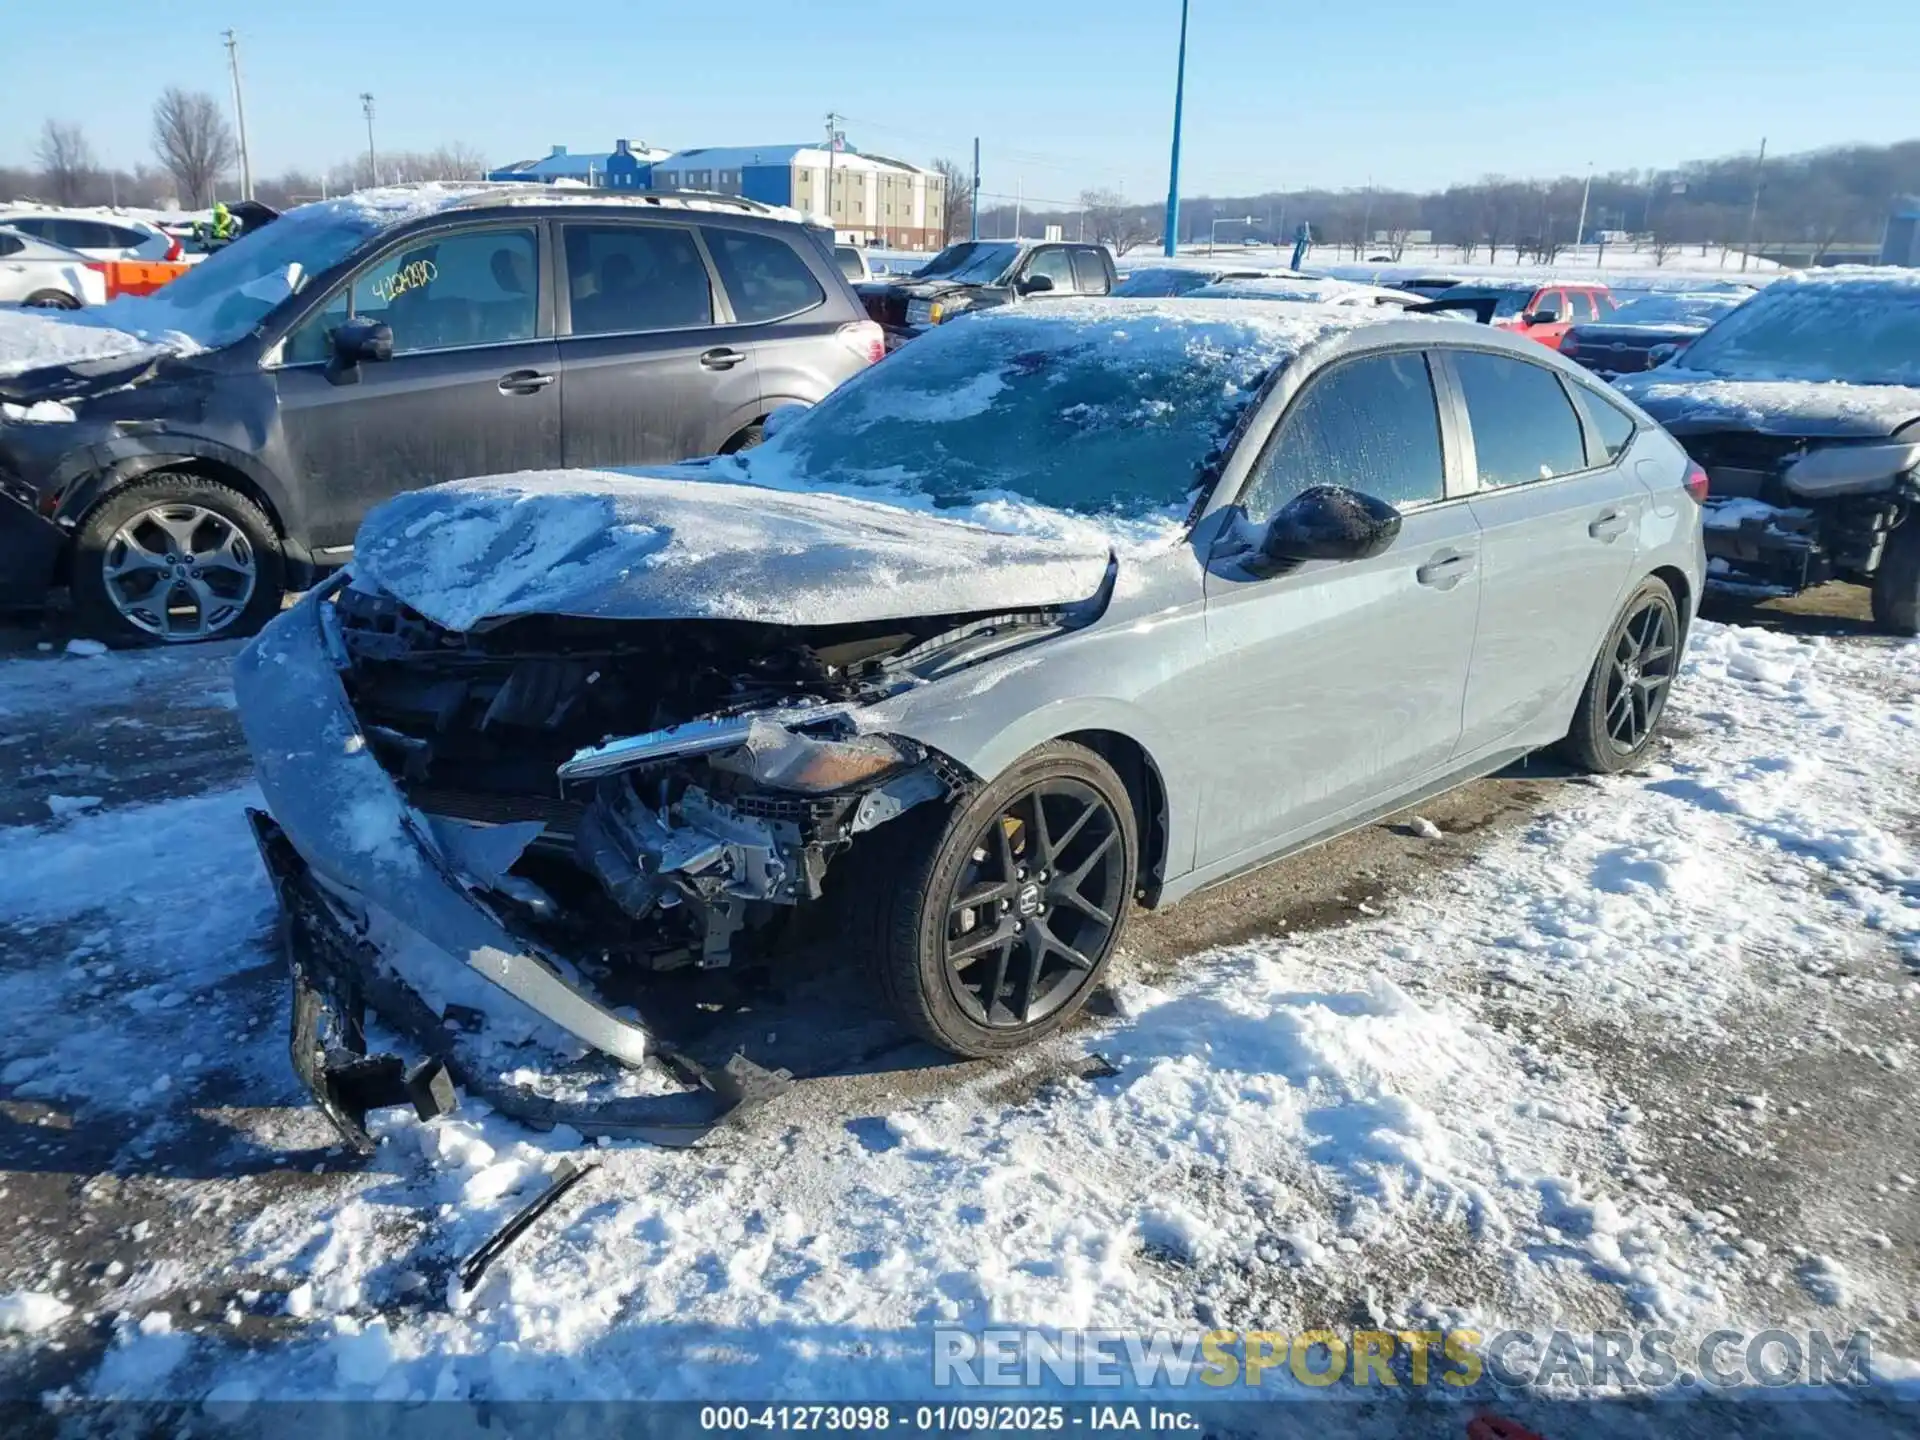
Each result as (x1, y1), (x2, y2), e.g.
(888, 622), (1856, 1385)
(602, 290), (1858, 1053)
(0, 226), (105, 309)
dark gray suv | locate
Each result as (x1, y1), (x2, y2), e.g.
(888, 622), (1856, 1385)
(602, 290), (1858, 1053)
(0, 186), (882, 644)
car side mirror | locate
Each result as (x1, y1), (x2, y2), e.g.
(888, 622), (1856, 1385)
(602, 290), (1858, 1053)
(1647, 342), (1681, 368)
(1261, 486), (1403, 565)
(332, 316), (393, 365)
(1018, 273), (1055, 295)
(1525, 308), (1561, 326)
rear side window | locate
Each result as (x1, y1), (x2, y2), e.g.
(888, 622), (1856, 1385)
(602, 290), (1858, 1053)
(1452, 351), (1589, 486)
(106, 224), (151, 250)
(702, 227), (825, 324)
(1575, 386), (1637, 463)
(51, 219), (113, 250)
(1241, 351), (1446, 523)
(1070, 249), (1110, 295)
(564, 224), (713, 334)
(0, 233), (20, 257)
(6, 217), (53, 241)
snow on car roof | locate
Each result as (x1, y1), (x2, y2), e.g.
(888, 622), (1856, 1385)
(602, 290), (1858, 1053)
(1762, 263), (1920, 297)
(1187, 276), (1416, 306)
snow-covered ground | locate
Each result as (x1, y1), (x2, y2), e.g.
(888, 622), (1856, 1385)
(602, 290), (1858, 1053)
(0, 612), (1917, 1418)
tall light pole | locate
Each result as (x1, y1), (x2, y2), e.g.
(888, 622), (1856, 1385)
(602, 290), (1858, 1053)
(1741, 136), (1767, 272)
(1209, 214), (1253, 257)
(360, 93), (377, 188)
(223, 29), (254, 201)
(970, 137), (980, 242)
(1161, 0), (1190, 258)
(824, 111), (842, 234)
(1575, 162), (1593, 253)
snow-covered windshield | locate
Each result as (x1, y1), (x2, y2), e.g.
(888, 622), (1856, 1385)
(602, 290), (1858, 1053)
(1678, 281), (1920, 386)
(747, 300), (1366, 518)
(1436, 286), (1533, 318)
(913, 241), (1020, 285)
(1607, 293), (1743, 327)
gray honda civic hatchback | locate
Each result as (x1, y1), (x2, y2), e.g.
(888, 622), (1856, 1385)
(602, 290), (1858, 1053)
(234, 299), (1704, 1146)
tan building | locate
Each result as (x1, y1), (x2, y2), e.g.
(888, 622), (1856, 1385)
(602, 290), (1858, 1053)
(649, 143), (947, 251)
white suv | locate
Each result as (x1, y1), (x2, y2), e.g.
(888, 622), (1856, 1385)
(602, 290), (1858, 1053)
(0, 211), (178, 263)
(0, 226), (107, 308)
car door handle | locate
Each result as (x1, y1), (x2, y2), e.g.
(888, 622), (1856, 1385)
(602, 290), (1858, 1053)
(1588, 509), (1631, 542)
(1415, 551), (1475, 589)
(700, 347), (747, 371)
(497, 370), (555, 395)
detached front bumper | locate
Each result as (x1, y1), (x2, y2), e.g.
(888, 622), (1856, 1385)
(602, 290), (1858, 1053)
(234, 588), (791, 1150)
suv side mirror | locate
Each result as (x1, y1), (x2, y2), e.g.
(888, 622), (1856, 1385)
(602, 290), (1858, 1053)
(1261, 486), (1403, 565)
(1017, 273), (1055, 295)
(1525, 308), (1561, 326)
(332, 316), (393, 365)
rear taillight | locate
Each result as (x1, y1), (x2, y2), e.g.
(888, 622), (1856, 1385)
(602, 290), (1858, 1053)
(83, 261), (106, 273)
(164, 235), (183, 262)
(837, 319), (885, 367)
(1683, 462), (1709, 503)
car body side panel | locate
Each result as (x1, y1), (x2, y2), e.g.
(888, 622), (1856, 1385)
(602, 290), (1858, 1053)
(1193, 503), (1482, 866)
(856, 546), (1215, 891)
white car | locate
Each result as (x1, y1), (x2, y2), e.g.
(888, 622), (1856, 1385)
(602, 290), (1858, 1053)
(0, 210), (178, 263)
(834, 243), (876, 283)
(0, 226), (106, 308)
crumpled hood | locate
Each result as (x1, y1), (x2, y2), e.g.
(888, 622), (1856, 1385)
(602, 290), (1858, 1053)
(1617, 370), (1920, 439)
(0, 346), (175, 407)
(351, 470), (1114, 633)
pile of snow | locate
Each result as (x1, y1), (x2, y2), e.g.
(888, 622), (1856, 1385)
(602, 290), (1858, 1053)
(0, 307), (173, 380)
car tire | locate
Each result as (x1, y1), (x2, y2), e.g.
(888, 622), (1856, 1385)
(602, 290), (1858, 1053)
(1557, 577), (1682, 775)
(722, 422), (766, 454)
(70, 475), (285, 647)
(1870, 519), (1920, 636)
(23, 290), (80, 309)
(857, 740), (1138, 1058)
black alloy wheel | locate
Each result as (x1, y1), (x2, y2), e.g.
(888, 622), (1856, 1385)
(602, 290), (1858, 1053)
(858, 740), (1139, 1057)
(943, 778), (1127, 1030)
(1602, 593), (1679, 752)
(1559, 577), (1681, 774)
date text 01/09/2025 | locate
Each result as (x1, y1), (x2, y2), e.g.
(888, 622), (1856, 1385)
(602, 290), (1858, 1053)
(698, 1405), (1202, 1431)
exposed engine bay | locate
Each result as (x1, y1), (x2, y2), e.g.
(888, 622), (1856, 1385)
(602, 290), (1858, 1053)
(331, 581), (1078, 978)
(1682, 428), (1918, 593)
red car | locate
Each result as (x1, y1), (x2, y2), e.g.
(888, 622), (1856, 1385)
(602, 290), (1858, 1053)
(1430, 281), (1616, 351)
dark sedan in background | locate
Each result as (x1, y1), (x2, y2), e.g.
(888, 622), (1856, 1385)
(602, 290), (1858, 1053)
(1560, 291), (1749, 379)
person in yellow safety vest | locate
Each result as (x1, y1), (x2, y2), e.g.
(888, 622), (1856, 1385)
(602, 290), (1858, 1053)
(193, 202), (237, 251)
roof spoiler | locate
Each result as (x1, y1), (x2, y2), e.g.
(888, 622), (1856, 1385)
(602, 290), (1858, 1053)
(1407, 296), (1498, 325)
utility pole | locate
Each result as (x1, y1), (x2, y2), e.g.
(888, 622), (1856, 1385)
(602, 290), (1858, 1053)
(1575, 162), (1593, 254)
(1741, 136), (1767, 272)
(223, 30), (254, 201)
(1360, 177), (1374, 259)
(1161, 0), (1190, 257)
(824, 111), (842, 234)
(360, 93), (377, 188)
(1014, 176), (1023, 240)
(970, 137), (980, 242)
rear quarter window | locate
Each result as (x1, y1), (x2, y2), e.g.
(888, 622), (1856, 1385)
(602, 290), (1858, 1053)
(1573, 384), (1638, 463)
(703, 228), (826, 325)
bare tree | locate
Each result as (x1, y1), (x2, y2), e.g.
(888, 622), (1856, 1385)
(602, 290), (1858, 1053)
(931, 157), (971, 243)
(1079, 188), (1154, 255)
(151, 87), (238, 207)
(35, 120), (95, 206)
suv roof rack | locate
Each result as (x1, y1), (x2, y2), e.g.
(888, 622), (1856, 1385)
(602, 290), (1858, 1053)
(442, 185), (792, 219)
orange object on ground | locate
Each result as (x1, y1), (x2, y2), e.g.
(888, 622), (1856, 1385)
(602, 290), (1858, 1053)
(98, 259), (191, 299)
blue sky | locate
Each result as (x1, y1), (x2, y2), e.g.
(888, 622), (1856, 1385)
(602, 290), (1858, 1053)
(5, 0), (1915, 199)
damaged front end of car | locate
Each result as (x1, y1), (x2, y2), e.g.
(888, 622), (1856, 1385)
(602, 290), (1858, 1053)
(236, 571), (1084, 1153)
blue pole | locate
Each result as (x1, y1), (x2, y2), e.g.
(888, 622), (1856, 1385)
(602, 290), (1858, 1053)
(1161, 0), (1189, 258)
(971, 136), (980, 242)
